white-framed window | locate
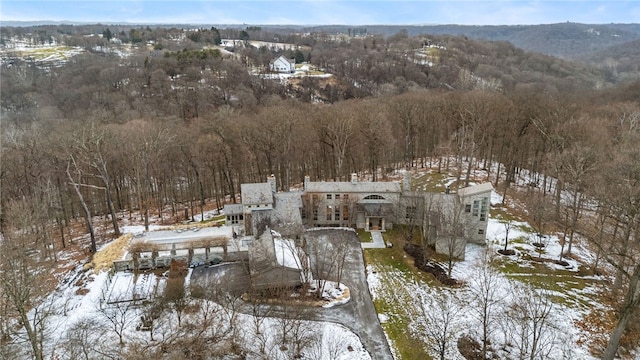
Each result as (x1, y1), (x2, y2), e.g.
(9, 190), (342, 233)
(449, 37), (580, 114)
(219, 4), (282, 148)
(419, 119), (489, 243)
(480, 197), (488, 221)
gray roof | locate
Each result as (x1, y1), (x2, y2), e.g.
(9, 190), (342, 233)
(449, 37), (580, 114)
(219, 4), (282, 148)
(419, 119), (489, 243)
(249, 230), (277, 271)
(131, 227), (231, 251)
(223, 204), (243, 215)
(272, 192), (304, 236)
(270, 55), (294, 65)
(305, 181), (401, 194)
(457, 182), (493, 197)
(241, 183), (273, 205)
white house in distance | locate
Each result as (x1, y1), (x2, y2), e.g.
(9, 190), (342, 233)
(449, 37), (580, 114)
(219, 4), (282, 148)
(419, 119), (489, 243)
(269, 55), (295, 73)
(225, 173), (493, 259)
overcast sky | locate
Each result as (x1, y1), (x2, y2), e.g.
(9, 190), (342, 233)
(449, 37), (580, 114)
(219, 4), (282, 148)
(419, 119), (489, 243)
(1, 1), (638, 26)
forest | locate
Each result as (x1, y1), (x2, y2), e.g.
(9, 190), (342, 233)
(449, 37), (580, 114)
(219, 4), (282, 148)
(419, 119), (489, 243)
(1, 24), (640, 359)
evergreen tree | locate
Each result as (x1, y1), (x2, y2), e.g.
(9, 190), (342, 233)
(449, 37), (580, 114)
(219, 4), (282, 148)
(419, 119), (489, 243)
(239, 30), (250, 41)
(211, 26), (221, 45)
(103, 28), (112, 41)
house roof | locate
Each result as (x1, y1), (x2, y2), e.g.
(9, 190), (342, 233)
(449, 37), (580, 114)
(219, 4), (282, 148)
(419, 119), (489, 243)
(131, 227), (231, 251)
(457, 182), (493, 197)
(241, 183), (273, 205)
(248, 228), (302, 272)
(272, 191), (304, 235)
(270, 55), (294, 65)
(249, 229), (277, 273)
(223, 204), (243, 215)
(305, 181), (401, 194)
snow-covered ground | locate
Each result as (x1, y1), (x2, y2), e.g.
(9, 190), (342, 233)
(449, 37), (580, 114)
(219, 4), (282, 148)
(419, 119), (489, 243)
(8, 159), (626, 359)
(256, 62), (333, 81)
(13, 219), (368, 360)
(21, 266), (368, 359)
(367, 188), (605, 359)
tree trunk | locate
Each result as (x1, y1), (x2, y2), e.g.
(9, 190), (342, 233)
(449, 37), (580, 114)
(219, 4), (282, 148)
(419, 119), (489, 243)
(602, 265), (640, 360)
(67, 163), (97, 253)
(103, 176), (120, 237)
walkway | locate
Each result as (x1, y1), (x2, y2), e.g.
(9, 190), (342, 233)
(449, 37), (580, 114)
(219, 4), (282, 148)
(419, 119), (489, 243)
(361, 230), (386, 249)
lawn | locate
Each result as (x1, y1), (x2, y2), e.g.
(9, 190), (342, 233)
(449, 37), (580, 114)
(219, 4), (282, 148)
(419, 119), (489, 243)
(492, 255), (603, 308)
(364, 228), (439, 359)
(201, 213), (226, 224)
(357, 229), (373, 242)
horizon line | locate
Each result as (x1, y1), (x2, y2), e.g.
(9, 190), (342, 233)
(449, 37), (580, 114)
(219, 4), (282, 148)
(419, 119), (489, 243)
(2, 20), (638, 27)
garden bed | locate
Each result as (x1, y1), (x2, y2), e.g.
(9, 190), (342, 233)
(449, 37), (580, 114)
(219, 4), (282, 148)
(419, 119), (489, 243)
(403, 243), (459, 286)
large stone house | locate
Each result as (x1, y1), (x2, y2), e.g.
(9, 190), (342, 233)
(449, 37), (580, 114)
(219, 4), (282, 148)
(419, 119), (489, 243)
(225, 173), (492, 259)
(302, 173), (401, 231)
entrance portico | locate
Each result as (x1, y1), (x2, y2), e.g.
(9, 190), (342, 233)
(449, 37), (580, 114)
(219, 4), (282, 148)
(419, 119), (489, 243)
(366, 216), (385, 231)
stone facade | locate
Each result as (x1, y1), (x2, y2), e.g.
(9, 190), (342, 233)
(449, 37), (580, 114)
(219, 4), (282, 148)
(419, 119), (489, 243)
(225, 173), (492, 259)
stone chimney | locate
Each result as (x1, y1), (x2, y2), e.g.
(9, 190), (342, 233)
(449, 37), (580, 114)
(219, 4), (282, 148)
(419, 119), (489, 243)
(304, 175), (310, 190)
(267, 174), (277, 193)
(351, 173), (358, 184)
(403, 170), (411, 193)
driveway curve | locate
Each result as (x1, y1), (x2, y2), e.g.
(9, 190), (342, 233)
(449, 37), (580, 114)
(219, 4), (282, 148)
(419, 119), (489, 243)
(190, 229), (393, 360)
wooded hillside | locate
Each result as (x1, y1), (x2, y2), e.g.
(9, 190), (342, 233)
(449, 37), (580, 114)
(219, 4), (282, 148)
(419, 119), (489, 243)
(1, 24), (640, 359)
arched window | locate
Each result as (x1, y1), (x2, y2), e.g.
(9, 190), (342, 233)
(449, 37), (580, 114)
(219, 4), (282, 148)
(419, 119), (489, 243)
(363, 194), (385, 200)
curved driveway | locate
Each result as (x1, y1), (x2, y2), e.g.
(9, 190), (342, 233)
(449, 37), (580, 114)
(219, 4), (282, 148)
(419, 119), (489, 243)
(307, 229), (393, 360)
(190, 229), (393, 360)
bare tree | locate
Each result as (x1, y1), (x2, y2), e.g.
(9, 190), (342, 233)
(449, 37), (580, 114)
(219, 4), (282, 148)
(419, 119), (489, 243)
(164, 260), (189, 326)
(555, 144), (596, 256)
(289, 311), (316, 358)
(138, 299), (164, 342)
(504, 285), (559, 360)
(413, 289), (465, 360)
(601, 264), (640, 360)
(500, 217), (514, 254)
(332, 239), (351, 290)
(95, 300), (137, 346)
(273, 303), (312, 357)
(205, 282), (241, 346)
(73, 124), (122, 237)
(440, 195), (465, 277)
(62, 317), (110, 360)
(66, 158), (98, 253)
(468, 250), (502, 359)
(0, 200), (54, 360)
(315, 108), (355, 181)
(247, 301), (273, 355)
(395, 194), (425, 245)
(304, 232), (351, 299)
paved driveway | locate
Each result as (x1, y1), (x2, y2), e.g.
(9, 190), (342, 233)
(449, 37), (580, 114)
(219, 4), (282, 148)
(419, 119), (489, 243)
(305, 229), (393, 360)
(190, 229), (393, 360)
